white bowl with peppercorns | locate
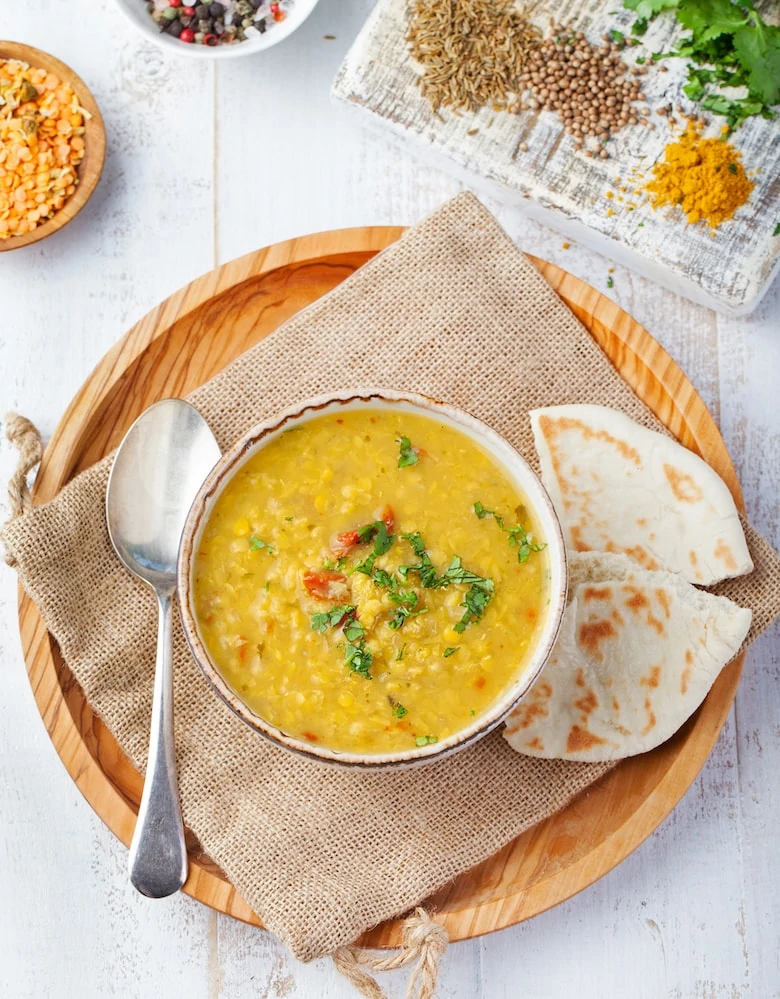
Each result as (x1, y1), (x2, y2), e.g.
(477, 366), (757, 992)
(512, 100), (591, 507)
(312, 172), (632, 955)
(114, 0), (320, 56)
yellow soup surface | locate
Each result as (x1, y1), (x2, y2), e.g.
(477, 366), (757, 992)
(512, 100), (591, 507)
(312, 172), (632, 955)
(192, 407), (549, 755)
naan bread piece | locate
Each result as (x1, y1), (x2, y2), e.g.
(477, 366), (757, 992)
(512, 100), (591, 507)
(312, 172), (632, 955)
(530, 404), (752, 584)
(504, 553), (751, 762)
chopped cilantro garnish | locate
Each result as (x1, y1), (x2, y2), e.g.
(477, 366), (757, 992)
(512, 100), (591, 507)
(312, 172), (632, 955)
(469, 709), (476, 717)
(473, 502), (546, 564)
(609, 28), (624, 44)
(323, 556), (347, 572)
(607, 275), (615, 289)
(391, 702), (408, 719)
(443, 647), (459, 657)
(400, 532), (495, 632)
(453, 578), (495, 633)
(311, 604), (356, 633)
(415, 735), (438, 747)
(396, 645), (405, 661)
(396, 435), (419, 468)
(311, 604), (372, 678)
(774, 222), (780, 237)
(284, 516), (294, 522)
(249, 536), (275, 553)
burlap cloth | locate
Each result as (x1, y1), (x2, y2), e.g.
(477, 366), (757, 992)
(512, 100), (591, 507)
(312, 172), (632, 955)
(3, 194), (780, 975)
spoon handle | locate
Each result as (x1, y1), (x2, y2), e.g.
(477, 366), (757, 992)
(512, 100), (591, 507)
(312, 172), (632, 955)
(128, 588), (188, 898)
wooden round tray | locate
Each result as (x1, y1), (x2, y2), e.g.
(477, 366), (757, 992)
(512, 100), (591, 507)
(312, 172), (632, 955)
(18, 227), (745, 947)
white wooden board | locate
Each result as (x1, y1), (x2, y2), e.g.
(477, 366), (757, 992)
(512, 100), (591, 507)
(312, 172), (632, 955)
(332, 0), (780, 315)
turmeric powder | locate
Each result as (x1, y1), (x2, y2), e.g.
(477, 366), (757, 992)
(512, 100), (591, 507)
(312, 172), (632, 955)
(644, 125), (753, 230)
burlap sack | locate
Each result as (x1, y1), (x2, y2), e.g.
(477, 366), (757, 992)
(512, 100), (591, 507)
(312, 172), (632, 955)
(3, 194), (779, 972)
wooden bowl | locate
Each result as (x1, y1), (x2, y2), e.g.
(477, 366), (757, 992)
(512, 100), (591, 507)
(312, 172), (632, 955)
(0, 41), (106, 251)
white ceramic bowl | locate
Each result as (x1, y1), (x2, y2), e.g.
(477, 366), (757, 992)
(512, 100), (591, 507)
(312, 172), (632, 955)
(113, 0), (320, 58)
(178, 389), (568, 768)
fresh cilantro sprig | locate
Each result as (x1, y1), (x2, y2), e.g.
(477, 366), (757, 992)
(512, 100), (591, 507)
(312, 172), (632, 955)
(621, 0), (779, 129)
(396, 435), (419, 468)
(473, 502), (546, 563)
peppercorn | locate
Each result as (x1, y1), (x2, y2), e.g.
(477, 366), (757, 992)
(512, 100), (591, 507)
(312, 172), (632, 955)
(255, 18), (267, 32)
(169, 0), (182, 6)
(209, 2), (224, 14)
(162, 6), (180, 19)
(168, 18), (185, 36)
(198, 18), (212, 32)
(179, 27), (195, 41)
(183, 5), (195, 13)
(195, 4), (209, 17)
(204, 32), (218, 44)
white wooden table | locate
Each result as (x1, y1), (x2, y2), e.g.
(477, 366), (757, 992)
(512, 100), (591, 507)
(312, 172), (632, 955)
(1, 2), (778, 997)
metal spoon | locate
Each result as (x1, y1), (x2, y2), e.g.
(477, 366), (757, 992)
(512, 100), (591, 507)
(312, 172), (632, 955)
(106, 399), (221, 898)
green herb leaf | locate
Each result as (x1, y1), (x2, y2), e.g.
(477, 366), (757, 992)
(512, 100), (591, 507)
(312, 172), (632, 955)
(311, 604), (357, 633)
(728, 161), (738, 174)
(609, 28), (625, 44)
(345, 640), (373, 679)
(415, 735), (438, 747)
(773, 222), (780, 236)
(249, 536), (275, 553)
(396, 645), (405, 661)
(397, 435), (420, 468)
(392, 702), (408, 719)
(443, 647), (459, 658)
(607, 275), (615, 289)
(284, 516), (294, 522)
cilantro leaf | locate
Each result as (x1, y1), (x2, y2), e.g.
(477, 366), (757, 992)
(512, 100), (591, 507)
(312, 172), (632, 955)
(624, 0), (680, 17)
(733, 22), (780, 106)
(443, 647), (459, 658)
(414, 735), (438, 747)
(345, 641), (373, 679)
(392, 702), (408, 719)
(311, 604), (356, 633)
(773, 222), (780, 236)
(397, 435), (420, 468)
(249, 536), (275, 553)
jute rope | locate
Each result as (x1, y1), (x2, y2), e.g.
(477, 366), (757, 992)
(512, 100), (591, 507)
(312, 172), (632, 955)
(4, 412), (43, 557)
(332, 908), (448, 998)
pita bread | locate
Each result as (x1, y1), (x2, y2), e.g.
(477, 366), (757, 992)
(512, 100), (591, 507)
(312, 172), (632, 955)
(503, 552), (751, 762)
(531, 404), (752, 585)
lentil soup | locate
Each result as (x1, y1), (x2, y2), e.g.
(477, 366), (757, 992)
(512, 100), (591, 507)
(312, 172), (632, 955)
(191, 406), (550, 756)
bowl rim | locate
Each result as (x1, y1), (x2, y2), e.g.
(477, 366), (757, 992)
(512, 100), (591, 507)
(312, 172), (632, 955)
(111, 0), (322, 59)
(178, 388), (569, 769)
(0, 41), (106, 251)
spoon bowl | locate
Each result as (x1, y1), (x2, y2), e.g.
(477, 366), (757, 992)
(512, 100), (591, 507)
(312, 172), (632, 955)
(106, 398), (220, 898)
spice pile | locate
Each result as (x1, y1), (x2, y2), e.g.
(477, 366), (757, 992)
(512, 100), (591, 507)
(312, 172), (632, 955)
(145, 0), (290, 45)
(643, 123), (753, 230)
(519, 24), (649, 158)
(407, 0), (540, 113)
(0, 59), (88, 240)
